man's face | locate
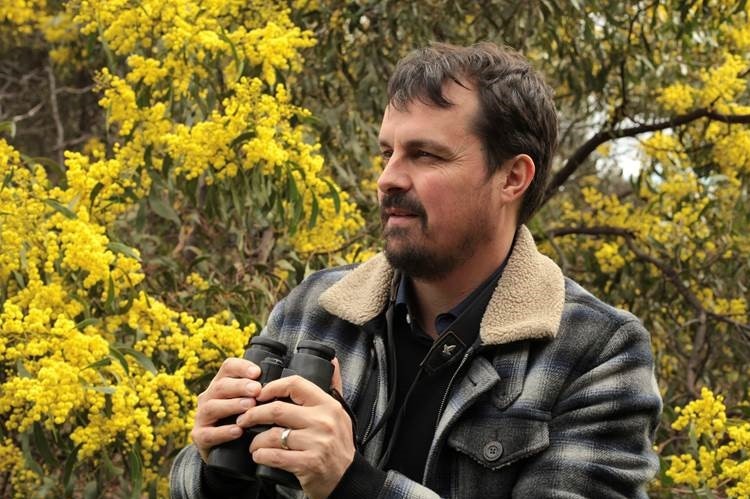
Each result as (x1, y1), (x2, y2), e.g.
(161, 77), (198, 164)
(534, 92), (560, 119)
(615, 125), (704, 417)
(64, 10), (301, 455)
(377, 82), (506, 280)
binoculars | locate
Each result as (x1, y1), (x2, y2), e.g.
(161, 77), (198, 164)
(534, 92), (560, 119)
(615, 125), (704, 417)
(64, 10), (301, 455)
(206, 336), (335, 490)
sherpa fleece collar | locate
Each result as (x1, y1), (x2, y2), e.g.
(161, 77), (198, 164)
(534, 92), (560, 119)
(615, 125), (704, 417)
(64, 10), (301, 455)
(318, 226), (565, 346)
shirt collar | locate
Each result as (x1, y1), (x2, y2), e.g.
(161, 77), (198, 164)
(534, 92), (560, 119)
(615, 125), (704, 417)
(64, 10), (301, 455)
(394, 237), (514, 339)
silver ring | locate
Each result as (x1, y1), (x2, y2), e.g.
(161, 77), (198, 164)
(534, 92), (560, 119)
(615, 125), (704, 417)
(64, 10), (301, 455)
(280, 428), (292, 450)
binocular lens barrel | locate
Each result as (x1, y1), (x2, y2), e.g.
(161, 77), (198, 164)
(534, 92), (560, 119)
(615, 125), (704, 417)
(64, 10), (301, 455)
(205, 337), (287, 478)
(206, 338), (335, 491)
(254, 341), (335, 488)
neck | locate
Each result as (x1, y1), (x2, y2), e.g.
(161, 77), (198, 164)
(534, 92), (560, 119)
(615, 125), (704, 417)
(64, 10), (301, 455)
(409, 228), (516, 338)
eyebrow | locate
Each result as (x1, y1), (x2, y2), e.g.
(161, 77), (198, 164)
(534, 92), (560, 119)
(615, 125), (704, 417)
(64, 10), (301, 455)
(378, 138), (455, 158)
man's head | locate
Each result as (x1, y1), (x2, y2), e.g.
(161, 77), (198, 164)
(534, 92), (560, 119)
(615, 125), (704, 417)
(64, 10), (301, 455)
(377, 43), (558, 280)
(387, 42), (558, 225)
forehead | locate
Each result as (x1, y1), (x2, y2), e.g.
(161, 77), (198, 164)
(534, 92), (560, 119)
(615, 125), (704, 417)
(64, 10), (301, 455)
(379, 81), (480, 143)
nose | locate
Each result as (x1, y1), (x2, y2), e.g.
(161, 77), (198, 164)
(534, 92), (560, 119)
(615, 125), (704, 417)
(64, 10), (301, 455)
(377, 153), (411, 197)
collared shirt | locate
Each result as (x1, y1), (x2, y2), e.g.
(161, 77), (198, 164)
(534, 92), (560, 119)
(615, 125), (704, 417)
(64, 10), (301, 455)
(383, 261), (507, 482)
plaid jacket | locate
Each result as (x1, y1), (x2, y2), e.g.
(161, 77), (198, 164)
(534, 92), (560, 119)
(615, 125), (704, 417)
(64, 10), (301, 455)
(170, 226), (662, 498)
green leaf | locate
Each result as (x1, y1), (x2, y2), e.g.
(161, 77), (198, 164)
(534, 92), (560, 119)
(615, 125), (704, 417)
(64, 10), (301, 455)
(308, 193), (319, 229)
(86, 385), (116, 394)
(108, 345), (130, 375)
(218, 26), (244, 82)
(107, 242), (141, 261)
(16, 358), (31, 378)
(44, 199), (76, 219)
(105, 274), (116, 311)
(230, 131), (255, 149)
(12, 270), (25, 288)
(0, 120), (16, 137)
(82, 358), (112, 371)
(63, 444), (81, 495)
(83, 480), (98, 499)
(20, 433), (43, 476)
(135, 199), (147, 231)
(161, 154), (173, 175)
(102, 449), (124, 477)
(128, 447), (143, 498)
(2, 164), (15, 192)
(149, 196), (181, 226)
(322, 177), (341, 212)
(114, 345), (158, 375)
(89, 182), (105, 207)
(76, 317), (101, 330)
(32, 423), (56, 467)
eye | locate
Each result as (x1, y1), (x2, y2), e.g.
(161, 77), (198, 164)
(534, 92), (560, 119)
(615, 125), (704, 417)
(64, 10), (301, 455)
(414, 150), (440, 161)
(380, 149), (393, 161)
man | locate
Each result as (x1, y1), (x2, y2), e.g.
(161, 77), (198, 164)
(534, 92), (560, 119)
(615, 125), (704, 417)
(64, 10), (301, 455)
(171, 42), (662, 498)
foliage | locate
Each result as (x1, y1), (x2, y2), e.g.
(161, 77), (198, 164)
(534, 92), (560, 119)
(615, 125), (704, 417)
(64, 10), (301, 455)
(0, 0), (749, 497)
(0, 0), (363, 496)
(660, 388), (750, 498)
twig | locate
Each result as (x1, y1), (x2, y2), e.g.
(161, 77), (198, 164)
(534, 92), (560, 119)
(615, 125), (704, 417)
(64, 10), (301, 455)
(46, 63), (64, 165)
(11, 101), (44, 123)
(543, 108), (750, 204)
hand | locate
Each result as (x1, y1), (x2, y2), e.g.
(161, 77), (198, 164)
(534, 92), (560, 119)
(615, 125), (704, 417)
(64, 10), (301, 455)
(191, 357), (263, 462)
(239, 358), (353, 499)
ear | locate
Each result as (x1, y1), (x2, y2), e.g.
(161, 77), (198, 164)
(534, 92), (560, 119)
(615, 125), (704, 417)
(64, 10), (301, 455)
(495, 154), (535, 203)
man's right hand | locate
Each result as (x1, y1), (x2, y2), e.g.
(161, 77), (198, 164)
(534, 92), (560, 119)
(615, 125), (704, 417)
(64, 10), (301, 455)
(191, 358), (262, 462)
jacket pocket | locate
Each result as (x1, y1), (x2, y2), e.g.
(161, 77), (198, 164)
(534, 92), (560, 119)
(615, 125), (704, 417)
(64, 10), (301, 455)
(446, 416), (549, 497)
(448, 415), (548, 470)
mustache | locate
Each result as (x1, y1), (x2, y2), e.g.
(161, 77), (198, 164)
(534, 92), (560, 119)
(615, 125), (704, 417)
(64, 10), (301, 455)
(380, 192), (427, 221)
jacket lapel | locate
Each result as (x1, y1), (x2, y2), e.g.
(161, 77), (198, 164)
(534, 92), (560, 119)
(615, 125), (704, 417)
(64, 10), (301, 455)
(319, 226), (565, 346)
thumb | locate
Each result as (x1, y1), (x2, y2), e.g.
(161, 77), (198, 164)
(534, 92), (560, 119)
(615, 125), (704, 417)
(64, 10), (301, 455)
(331, 357), (344, 396)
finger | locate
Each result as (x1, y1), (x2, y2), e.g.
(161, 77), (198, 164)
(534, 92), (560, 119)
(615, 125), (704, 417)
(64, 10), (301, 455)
(257, 375), (329, 406)
(251, 447), (349, 484)
(251, 447), (311, 475)
(192, 424), (244, 461)
(213, 357), (261, 382)
(196, 397), (256, 426)
(236, 399), (312, 429)
(200, 377), (261, 403)
(249, 426), (303, 453)
(331, 357), (344, 396)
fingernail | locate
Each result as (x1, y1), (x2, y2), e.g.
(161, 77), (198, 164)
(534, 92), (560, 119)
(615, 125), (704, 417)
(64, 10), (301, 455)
(246, 382), (258, 396)
(247, 364), (260, 378)
(239, 398), (252, 409)
(230, 426), (242, 437)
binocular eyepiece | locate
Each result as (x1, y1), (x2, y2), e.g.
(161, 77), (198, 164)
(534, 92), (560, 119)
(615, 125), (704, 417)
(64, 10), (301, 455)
(206, 336), (335, 490)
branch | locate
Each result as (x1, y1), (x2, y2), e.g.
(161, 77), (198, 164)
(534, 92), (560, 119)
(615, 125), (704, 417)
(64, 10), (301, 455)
(10, 101), (44, 123)
(46, 63), (64, 164)
(543, 108), (750, 204)
(545, 226), (634, 238)
(55, 84), (95, 95)
(548, 226), (707, 312)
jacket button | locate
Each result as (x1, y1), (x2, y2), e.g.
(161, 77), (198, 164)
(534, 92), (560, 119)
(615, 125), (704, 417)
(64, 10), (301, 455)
(483, 441), (503, 462)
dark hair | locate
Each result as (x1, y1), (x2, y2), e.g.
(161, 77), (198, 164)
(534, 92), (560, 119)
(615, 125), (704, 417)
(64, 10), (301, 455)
(387, 42), (558, 225)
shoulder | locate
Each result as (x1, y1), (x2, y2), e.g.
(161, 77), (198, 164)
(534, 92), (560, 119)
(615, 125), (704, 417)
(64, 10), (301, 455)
(286, 263), (360, 301)
(556, 277), (653, 366)
(562, 277), (639, 326)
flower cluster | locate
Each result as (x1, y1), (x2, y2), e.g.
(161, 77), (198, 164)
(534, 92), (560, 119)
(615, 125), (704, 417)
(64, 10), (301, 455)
(548, 11), (749, 429)
(79, 0), (361, 254)
(0, 136), (252, 496)
(0, 0), (364, 496)
(665, 388), (750, 498)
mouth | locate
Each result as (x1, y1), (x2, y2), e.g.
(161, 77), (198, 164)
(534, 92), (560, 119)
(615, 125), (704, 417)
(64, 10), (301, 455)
(380, 193), (426, 230)
(385, 208), (418, 218)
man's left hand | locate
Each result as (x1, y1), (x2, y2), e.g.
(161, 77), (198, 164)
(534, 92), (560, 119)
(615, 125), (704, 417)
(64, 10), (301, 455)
(237, 358), (354, 499)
